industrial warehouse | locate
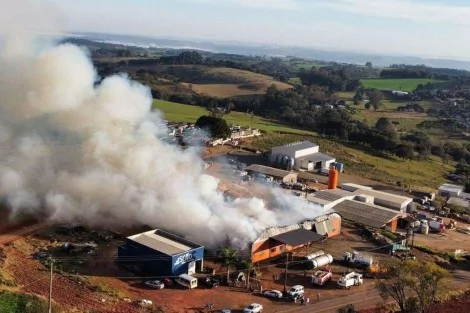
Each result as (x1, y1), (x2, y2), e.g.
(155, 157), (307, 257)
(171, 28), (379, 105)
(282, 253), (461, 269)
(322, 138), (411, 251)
(118, 229), (204, 277)
(306, 180), (411, 232)
(251, 213), (342, 263)
(270, 141), (336, 171)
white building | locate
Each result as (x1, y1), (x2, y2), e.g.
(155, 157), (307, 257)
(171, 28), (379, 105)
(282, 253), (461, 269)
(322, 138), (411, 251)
(271, 141), (335, 171)
(438, 183), (463, 197)
(307, 183), (413, 213)
(391, 90), (409, 96)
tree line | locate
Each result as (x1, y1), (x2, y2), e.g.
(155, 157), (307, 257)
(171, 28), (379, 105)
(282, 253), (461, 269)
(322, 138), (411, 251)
(382, 64), (470, 80)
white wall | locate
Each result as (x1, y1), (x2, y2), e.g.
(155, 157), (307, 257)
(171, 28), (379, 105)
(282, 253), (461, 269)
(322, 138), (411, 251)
(294, 146), (319, 158)
(323, 159), (336, 169)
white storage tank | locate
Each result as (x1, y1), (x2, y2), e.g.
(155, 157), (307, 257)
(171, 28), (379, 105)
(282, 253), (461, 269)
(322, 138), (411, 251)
(420, 223), (429, 235)
(303, 250), (325, 261)
(311, 254), (334, 269)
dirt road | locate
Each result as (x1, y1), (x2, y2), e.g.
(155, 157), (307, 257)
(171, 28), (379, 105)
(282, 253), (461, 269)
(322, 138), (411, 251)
(0, 222), (49, 246)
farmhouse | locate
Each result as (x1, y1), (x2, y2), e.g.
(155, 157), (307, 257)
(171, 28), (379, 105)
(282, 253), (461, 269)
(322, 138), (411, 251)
(251, 213), (341, 263)
(118, 229), (204, 277)
(245, 164), (298, 183)
(270, 141), (335, 171)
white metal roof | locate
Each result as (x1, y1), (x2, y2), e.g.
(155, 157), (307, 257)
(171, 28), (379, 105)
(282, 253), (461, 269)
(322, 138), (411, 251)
(439, 184), (463, 194)
(272, 141), (318, 155)
(353, 189), (412, 206)
(340, 183), (373, 191)
(447, 197), (470, 208)
(128, 230), (193, 255)
(296, 152), (335, 162)
(307, 186), (411, 208)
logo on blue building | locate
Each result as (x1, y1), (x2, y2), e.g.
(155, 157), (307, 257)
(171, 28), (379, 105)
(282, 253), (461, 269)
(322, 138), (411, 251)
(174, 252), (196, 266)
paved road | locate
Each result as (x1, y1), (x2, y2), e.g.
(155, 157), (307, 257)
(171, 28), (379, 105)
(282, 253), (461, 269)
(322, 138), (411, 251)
(277, 289), (389, 313)
(277, 269), (470, 313)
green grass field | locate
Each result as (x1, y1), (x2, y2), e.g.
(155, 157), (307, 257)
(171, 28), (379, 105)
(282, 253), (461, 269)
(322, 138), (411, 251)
(247, 134), (453, 191)
(152, 99), (315, 135)
(361, 78), (443, 91)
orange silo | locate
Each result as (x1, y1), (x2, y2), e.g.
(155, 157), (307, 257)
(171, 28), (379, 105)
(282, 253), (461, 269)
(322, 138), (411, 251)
(328, 166), (339, 189)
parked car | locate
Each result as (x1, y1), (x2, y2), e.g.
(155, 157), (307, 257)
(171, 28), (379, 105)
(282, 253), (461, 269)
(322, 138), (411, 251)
(163, 277), (173, 286)
(263, 290), (283, 299)
(220, 309), (232, 313)
(243, 303), (263, 313)
(144, 280), (165, 289)
(202, 277), (220, 288)
(287, 285), (304, 298)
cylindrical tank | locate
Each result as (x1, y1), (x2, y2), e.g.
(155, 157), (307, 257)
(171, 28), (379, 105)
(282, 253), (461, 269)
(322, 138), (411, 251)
(275, 155), (282, 167)
(336, 163), (344, 173)
(328, 168), (339, 189)
(269, 154), (277, 164)
(303, 250), (325, 260)
(420, 224), (429, 234)
(289, 157), (295, 170)
(311, 254), (334, 269)
(283, 156), (289, 169)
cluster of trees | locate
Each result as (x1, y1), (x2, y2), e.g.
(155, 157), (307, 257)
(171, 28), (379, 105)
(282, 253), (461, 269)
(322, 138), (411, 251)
(298, 67), (361, 92)
(381, 68), (433, 79)
(195, 115), (231, 139)
(375, 259), (450, 313)
(353, 87), (383, 110)
(397, 103), (425, 113)
(418, 119), (469, 135)
(386, 64), (470, 80)
(316, 112), (470, 162)
(262, 84), (341, 129)
(158, 51), (204, 65)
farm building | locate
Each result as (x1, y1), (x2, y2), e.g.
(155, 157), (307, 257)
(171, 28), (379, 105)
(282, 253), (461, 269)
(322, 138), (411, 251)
(438, 183), (464, 197)
(307, 185), (412, 213)
(332, 200), (405, 232)
(270, 141), (335, 171)
(245, 164), (297, 183)
(118, 229), (204, 277)
(251, 213), (341, 263)
(340, 183), (412, 212)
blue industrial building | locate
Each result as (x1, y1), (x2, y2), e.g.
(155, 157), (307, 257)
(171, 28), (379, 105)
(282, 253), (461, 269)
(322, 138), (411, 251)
(118, 229), (204, 277)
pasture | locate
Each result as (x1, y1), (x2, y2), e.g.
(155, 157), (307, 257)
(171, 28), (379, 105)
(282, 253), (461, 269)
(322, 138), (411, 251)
(182, 81), (290, 98)
(361, 78), (444, 91)
(152, 100), (314, 135)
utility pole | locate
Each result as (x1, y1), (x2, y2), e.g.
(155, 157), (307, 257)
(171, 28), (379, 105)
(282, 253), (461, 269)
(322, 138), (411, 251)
(283, 252), (289, 293)
(48, 258), (53, 313)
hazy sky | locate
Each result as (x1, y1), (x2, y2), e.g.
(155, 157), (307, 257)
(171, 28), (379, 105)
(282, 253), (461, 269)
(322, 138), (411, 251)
(47, 0), (470, 60)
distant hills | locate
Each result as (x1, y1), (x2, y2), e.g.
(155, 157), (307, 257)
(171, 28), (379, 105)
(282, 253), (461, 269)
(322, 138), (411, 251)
(68, 32), (470, 71)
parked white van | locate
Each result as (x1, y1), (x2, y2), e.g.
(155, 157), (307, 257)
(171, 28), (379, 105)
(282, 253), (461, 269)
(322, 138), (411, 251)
(287, 285), (304, 297)
(175, 274), (198, 289)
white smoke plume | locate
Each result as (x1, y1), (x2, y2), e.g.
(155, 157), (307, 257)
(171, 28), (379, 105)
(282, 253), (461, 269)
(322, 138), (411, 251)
(0, 1), (324, 249)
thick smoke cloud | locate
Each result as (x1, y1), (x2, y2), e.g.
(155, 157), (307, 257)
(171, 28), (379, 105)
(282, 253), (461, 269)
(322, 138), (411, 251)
(0, 1), (324, 248)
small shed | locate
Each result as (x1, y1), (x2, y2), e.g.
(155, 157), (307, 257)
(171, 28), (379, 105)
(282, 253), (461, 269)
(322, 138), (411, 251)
(245, 164), (297, 183)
